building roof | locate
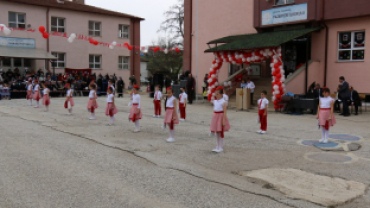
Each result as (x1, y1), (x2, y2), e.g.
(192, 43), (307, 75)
(205, 27), (321, 53)
(2, 0), (144, 20)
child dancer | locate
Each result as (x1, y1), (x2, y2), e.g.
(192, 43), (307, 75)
(179, 87), (188, 121)
(87, 83), (99, 120)
(41, 82), (50, 111)
(106, 87), (118, 125)
(210, 87), (230, 153)
(26, 80), (33, 106)
(33, 79), (41, 108)
(153, 85), (162, 118)
(257, 90), (269, 134)
(64, 83), (74, 114)
(163, 87), (179, 142)
(316, 87), (336, 143)
(129, 85), (142, 132)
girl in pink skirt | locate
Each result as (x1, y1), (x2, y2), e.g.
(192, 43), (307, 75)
(33, 80), (41, 108)
(41, 82), (50, 112)
(105, 87), (118, 125)
(64, 83), (74, 114)
(129, 85), (142, 132)
(26, 80), (33, 106)
(316, 87), (336, 143)
(210, 86), (231, 153)
(87, 84), (99, 120)
(162, 87), (179, 142)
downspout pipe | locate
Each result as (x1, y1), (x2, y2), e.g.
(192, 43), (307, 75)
(321, 0), (328, 87)
(46, 7), (50, 73)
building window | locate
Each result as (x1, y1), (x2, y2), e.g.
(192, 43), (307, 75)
(14, 58), (22, 67)
(2, 58), (11, 67)
(89, 55), (101, 69)
(51, 52), (66, 68)
(275, 0), (294, 5)
(118, 56), (129, 69)
(338, 31), (365, 61)
(24, 59), (32, 67)
(8, 12), (26, 28)
(89, 21), (101, 36)
(119, 25), (129, 39)
(51, 17), (65, 33)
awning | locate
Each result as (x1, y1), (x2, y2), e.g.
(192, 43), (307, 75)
(0, 47), (57, 59)
(205, 27), (321, 53)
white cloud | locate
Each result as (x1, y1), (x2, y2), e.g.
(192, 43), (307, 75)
(85, 0), (179, 46)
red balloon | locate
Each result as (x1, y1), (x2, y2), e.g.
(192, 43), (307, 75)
(273, 100), (278, 105)
(175, 47), (180, 53)
(276, 74), (282, 79)
(212, 61), (216, 64)
(128, 45), (133, 50)
(39, 26), (45, 33)
(277, 82), (282, 87)
(275, 94), (281, 99)
(279, 87), (283, 92)
(275, 78), (281, 83)
(274, 62), (282, 68)
(94, 40), (99, 45)
(42, 32), (49, 39)
(272, 71), (277, 76)
(274, 68), (280, 74)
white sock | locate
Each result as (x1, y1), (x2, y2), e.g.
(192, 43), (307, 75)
(110, 116), (114, 123)
(36, 101), (39, 106)
(30, 100), (32, 105)
(135, 120), (140, 131)
(91, 113), (95, 118)
(216, 133), (221, 149)
(219, 137), (224, 150)
(46, 106), (48, 111)
(321, 128), (326, 140)
(170, 129), (175, 139)
(325, 129), (330, 141)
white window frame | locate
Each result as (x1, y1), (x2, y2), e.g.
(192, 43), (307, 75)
(8, 12), (26, 28)
(338, 30), (365, 62)
(119, 24), (129, 39)
(51, 17), (65, 33)
(118, 56), (129, 69)
(275, 0), (295, 6)
(89, 55), (102, 69)
(89, 21), (101, 37)
(51, 52), (66, 68)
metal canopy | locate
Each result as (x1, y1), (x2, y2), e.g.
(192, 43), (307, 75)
(0, 47), (57, 59)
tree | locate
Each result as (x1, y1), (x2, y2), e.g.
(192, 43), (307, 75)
(146, 37), (183, 80)
(158, 0), (184, 46)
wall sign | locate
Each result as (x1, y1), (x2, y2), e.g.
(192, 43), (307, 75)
(0, 37), (35, 48)
(262, 3), (308, 26)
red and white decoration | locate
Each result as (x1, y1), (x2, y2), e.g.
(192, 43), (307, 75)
(208, 47), (285, 109)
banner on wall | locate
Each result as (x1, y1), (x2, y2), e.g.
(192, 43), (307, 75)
(262, 3), (307, 26)
(65, 68), (92, 75)
(0, 37), (36, 48)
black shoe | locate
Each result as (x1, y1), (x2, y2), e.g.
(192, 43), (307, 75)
(355, 113), (358, 115)
(344, 114), (350, 117)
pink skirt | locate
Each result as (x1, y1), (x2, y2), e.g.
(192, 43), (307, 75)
(27, 91), (33, 100)
(87, 98), (99, 109)
(105, 102), (118, 116)
(164, 108), (179, 125)
(129, 104), (142, 122)
(33, 91), (41, 101)
(319, 108), (336, 128)
(42, 94), (50, 106)
(67, 97), (75, 107)
(210, 111), (231, 133)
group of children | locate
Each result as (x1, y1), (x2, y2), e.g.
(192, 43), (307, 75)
(25, 77), (337, 151)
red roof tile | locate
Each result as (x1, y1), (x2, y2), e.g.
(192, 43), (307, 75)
(2, 0), (144, 20)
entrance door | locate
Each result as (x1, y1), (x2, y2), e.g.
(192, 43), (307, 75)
(282, 36), (311, 77)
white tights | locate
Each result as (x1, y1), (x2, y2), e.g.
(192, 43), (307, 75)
(29, 100), (32, 105)
(216, 133), (224, 150)
(110, 115), (114, 123)
(321, 128), (330, 140)
(36, 101), (39, 107)
(169, 129), (175, 139)
(135, 120), (140, 131)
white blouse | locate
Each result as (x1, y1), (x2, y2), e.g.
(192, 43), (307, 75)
(34, 84), (39, 91)
(213, 98), (226, 112)
(89, 90), (96, 98)
(67, 89), (73, 97)
(154, 91), (162, 100)
(320, 96), (334, 108)
(258, 98), (269, 110)
(132, 93), (141, 108)
(43, 88), (49, 95)
(107, 94), (114, 102)
(166, 96), (176, 108)
(27, 85), (32, 91)
(179, 92), (188, 103)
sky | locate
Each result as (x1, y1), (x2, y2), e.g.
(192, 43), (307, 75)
(85, 0), (179, 46)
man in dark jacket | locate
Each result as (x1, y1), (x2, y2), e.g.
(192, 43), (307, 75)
(117, 76), (125, 98)
(164, 75), (172, 91)
(349, 86), (360, 115)
(338, 76), (350, 116)
(313, 83), (324, 99)
(186, 73), (195, 104)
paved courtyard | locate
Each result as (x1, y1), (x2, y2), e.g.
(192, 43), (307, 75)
(0, 95), (370, 208)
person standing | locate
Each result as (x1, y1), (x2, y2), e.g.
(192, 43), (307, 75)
(349, 86), (360, 115)
(257, 90), (269, 134)
(153, 85), (162, 118)
(87, 84), (99, 120)
(316, 88), (336, 143)
(64, 83), (74, 114)
(203, 74), (209, 93)
(179, 87), (188, 121)
(186, 73), (195, 104)
(129, 85), (142, 132)
(162, 87), (179, 143)
(33, 79), (41, 108)
(314, 83), (324, 98)
(245, 78), (255, 106)
(164, 75), (172, 92)
(338, 76), (350, 116)
(117, 76), (125, 98)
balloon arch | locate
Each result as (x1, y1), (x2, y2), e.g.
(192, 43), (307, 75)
(207, 47), (285, 109)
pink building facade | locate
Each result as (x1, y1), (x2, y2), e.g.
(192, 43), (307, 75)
(184, 0), (370, 96)
(0, 0), (143, 85)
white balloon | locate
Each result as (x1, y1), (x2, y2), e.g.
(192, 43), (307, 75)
(274, 90), (280, 94)
(268, 51), (273, 56)
(255, 56), (260, 61)
(67, 37), (74, 43)
(70, 33), (76, 38)
(3, 27), (11, 35)
(210, 68), (213, 72)
(281, 77), (285, 82)
(228, 81), (232, 86)
(279, 65), (283, 70)
(224, 82), (228, 87)
(250, 57), (255, 62)
(280, 69), (285, 74)
(109, 45), (114, 49)
(270, 63), (275, 68)
(282, 84), (286, 88)
(273, 58), (278, 63)
(232, 61), (236, 64)
(246, 57), (251, 62)
(273, 85), (279, 90)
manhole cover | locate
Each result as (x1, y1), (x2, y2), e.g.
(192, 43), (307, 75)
(313, 142), (339, 148)
(301, 140), (320, 146)
(307, 153), (352, 163)
(330, 134), (360, 141)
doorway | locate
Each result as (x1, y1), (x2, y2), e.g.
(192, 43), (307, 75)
(282, 36), (311, 77)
